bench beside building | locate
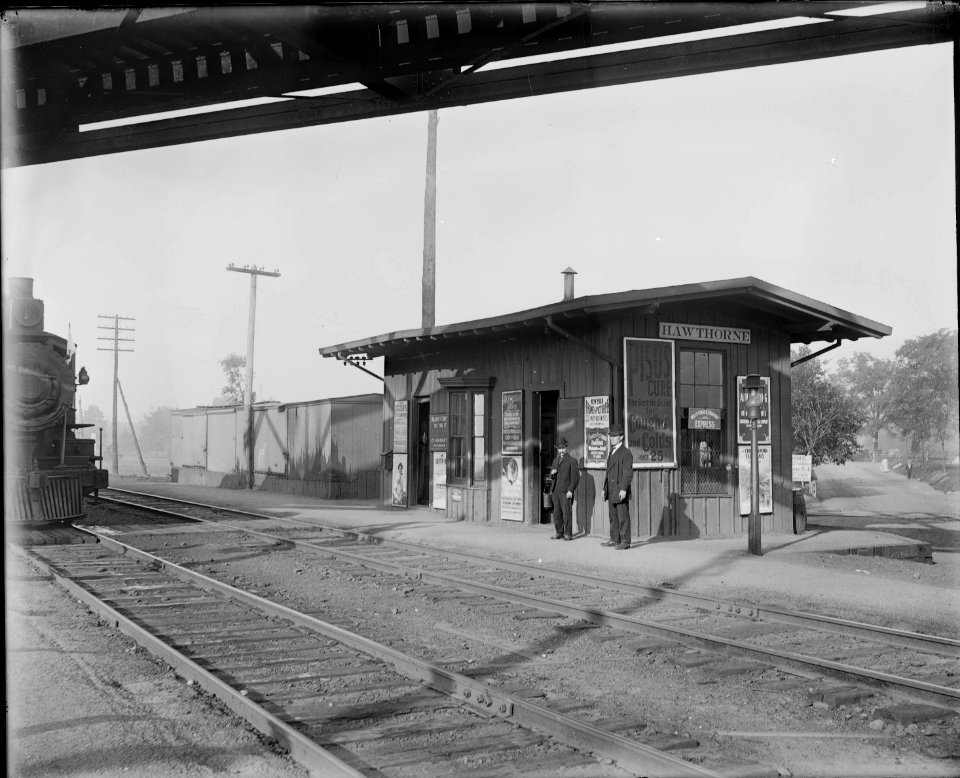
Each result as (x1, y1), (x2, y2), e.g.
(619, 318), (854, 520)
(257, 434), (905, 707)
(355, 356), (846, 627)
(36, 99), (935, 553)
(319, 276), (889, 540)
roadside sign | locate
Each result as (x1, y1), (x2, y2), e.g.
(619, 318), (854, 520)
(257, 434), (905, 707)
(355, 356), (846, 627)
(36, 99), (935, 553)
(792, 454), (812, 482)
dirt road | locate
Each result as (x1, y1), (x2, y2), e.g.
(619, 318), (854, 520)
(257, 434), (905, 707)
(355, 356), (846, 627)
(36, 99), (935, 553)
(811, 461), (960, 552)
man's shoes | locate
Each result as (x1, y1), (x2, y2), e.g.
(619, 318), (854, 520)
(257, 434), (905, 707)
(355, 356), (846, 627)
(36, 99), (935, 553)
(563, 535), (573, 541)
(601, 541), (617, 547)
(552, 534), (564, 540)
(615, 543), (631, 550)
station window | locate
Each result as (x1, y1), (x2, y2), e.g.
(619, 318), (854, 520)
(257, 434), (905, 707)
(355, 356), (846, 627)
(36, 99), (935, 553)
(396, 19), (409, 45)
(172, 60), (183, 83)
(124, 68), (136, 90)
(449, 389), (487, 485)
(425, 14), (440, 39)
(678, 349), (728, 495)
(456, 9), (472, 34)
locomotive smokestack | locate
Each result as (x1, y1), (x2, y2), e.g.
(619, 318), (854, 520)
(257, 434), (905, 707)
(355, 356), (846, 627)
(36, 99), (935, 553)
(562, 267), (577, 301)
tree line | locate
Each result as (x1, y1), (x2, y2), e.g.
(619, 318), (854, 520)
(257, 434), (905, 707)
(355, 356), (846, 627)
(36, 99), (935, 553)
(792, 328), (959, 467)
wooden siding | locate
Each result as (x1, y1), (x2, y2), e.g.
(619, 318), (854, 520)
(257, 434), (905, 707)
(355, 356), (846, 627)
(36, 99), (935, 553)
(384, 299), (795, 537)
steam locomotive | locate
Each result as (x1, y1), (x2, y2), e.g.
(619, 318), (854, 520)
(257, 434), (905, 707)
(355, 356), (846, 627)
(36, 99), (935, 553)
(4, 277), (108, 524)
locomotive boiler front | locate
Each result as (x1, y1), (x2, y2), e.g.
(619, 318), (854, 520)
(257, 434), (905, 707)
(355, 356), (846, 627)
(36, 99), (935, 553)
(4, 277), (107, 525)
(8, 341), (76, 432)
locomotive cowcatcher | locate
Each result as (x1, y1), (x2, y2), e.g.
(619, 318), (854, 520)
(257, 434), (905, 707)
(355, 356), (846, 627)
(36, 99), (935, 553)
(4, 277), (108, 524)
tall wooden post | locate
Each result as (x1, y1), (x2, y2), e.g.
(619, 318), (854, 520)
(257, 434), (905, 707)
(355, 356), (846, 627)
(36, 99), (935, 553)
(227, 264), (280, 489)
(749, 421), (761, 555)
(97, 313), (135, 474)
(422, 109), (438, 328)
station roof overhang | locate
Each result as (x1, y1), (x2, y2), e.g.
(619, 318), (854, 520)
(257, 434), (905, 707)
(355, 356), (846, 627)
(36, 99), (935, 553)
(3, 2), (957, 168)
(317, 276), (892, 363)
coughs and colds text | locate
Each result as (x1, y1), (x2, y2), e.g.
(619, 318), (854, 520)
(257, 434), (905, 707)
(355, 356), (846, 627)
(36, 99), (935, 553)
(624, 338), (677, 467)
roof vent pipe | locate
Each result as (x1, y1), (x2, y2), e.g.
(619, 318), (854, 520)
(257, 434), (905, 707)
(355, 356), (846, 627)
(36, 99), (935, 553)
(562, 267), (577, 300)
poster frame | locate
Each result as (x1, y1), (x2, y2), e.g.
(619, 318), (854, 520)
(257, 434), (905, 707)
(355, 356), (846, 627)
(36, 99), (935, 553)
(501, 390), (523, 454)
(583, 395), (610, 469)
(623, 337), (678, 469)
(500, 453), (523, 521)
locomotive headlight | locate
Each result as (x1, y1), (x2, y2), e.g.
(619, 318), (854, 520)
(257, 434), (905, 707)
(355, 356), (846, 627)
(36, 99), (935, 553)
(78, 366), (89, 385)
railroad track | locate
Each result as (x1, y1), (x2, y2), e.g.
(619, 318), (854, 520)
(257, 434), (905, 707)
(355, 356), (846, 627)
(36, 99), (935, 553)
(97, 488), (960, 712)
(18, 535), (735, 778)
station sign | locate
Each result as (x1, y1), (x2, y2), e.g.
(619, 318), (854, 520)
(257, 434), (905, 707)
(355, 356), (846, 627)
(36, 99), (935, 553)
(659, 322), (751, 344)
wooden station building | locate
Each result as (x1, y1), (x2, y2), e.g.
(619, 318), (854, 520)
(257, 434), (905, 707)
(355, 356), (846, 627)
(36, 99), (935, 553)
(318, 276), (889, 540)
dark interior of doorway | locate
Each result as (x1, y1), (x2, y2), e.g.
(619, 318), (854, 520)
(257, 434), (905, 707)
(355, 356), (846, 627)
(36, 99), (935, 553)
(416, 400), (431, 506)
(538, 390), (559, 524)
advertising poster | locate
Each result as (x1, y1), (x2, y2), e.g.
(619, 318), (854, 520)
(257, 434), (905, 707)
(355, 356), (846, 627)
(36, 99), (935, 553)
(736, 376), (771, 444)
(391, 452), (408, 507)
(500, 454), (523, 521)
(792, 454), (812, 483)
(430, 413), (447, 452)
(584, 395), (609, 469)
(738, 445), (773, 515)
(393, 400), (409, 453)
(432, 451), (447, 510)
(623, 338), (677, 467)
(501, 391), (523, 453)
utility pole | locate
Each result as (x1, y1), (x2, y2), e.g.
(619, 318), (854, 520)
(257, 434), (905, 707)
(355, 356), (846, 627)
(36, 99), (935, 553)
(226, 264), (280, 489)
(422, 109), (438, 328)
(97, 314), (135, 475)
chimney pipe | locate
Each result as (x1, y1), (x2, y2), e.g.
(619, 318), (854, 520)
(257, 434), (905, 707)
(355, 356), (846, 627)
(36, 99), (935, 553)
(9, 277), (35, 299)
(562, 267), (577, 301)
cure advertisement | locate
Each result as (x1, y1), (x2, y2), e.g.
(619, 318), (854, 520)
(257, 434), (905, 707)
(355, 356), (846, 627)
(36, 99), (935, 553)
(623, 338), (677, 467)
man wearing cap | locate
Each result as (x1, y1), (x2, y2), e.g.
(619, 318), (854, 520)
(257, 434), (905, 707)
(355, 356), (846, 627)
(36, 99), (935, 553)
(603, 423), (634, 550)
(549, 437), (579, 540)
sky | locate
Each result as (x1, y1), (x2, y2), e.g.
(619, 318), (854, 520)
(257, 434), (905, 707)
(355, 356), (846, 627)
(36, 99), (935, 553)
(2, 36), (956, 425)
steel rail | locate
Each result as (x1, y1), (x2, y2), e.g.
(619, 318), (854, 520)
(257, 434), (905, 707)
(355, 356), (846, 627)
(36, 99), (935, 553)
(11, 544), (366, 778)
(100, 488), (960, 656)
(77, 528), (727, 778)
(96, 494), (960, 710)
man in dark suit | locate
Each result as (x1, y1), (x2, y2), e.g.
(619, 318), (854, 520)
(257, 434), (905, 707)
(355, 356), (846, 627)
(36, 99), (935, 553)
(549, 437), (580, 540)
(603, 423), (634, 550)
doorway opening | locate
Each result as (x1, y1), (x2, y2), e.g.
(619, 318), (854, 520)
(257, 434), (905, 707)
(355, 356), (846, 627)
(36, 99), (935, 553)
(415, 399), (432, 506)
(536, 390), (559, 524)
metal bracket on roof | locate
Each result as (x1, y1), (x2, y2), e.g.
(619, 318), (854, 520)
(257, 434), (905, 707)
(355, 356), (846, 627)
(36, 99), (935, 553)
(790, 339), (842, 367)
(336, 354), (384, 383)
(544, 315), (618, 368)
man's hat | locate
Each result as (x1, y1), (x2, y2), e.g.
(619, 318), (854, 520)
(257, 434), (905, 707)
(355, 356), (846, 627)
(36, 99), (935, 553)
(556, 437), (569, 448)
(608, 424), (624, 436)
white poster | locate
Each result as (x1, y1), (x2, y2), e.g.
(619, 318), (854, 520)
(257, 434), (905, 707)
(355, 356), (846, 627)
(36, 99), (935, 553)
(432, 451), (447, 510)
(393, 400), (408, 453)
(584, 395), (609, 469)
(391, 452), (408, 507)
(738, 445), (773, 515)
(500, 454), (523, 522)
